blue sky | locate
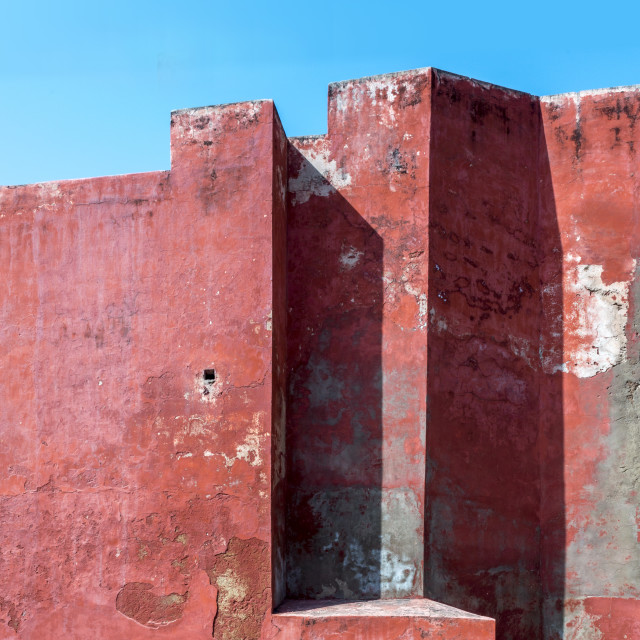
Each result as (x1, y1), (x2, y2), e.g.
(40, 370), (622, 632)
(2, 0), (639, 185)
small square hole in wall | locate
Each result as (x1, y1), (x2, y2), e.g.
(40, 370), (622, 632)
(202, 369), (216, 396)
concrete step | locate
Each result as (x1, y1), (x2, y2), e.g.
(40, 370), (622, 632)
(271, 598), (495, 639)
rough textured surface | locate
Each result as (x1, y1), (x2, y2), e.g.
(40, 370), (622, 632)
(540, 86), (640, 640)
(286, 69), (430, 600)
(3, 67), (640, 640)
(0, 100), (286, 638)
(272, 599), (495, 640)
(425, 71), (546, 640)
(207, 537), (270, 640)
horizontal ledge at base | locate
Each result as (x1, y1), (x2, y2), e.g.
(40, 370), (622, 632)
(274, 598), (494, 620)
(271, 599), (495, 639)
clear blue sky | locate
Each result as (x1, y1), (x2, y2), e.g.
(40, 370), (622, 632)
(2, 0), (639, 185)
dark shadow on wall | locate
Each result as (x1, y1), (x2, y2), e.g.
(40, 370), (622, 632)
(537, 116), (565, 640)
(284, 143), (384, 599)
(423, 76), (565, 640)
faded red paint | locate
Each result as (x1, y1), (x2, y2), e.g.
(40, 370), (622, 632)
(540, 87), (640, 640)
(425, 71), (543, 640)
(271, 599), (495, 640)
(286, 69), (430, 600)
(3, 67), (640, 640)
(0, 100), (286, 638)
(582, 598), (640, 637)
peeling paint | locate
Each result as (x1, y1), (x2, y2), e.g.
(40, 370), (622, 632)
(339, 243), (364, 270)
(0, 99), (283, 638)
(288, 140), (351, 205)
(565, 263), (632, 378)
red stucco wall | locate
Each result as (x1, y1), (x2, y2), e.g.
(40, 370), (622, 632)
(541, 86), (640, 640)
(286, 68), (430, 601)
(426, 71), (544, 640)
(2, 67), (640, 640)
(0, 100), (286, 639)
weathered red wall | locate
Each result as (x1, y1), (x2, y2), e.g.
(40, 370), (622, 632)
(541, 86), (640, 639)
(425, 71), (544, 640)
(286, 69), (430, 600)
(284, 70), (640, 640)
(0, 100), (286, 639)
(272, 599), (495, 640)
(2, 67), (640, 640)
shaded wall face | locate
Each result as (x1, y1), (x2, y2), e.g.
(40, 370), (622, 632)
(425, 72), (546, 640)
(285, 70), (431, 599)
(541, 89), (640, 639)
(537, 122), (565, 640)
(271, 109), (289, 609)
(0, 101), (285, 640)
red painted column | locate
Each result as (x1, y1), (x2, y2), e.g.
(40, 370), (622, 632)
(0, 100), (286, 639)
(425, 71), (543, 640)
(285, 69), (431, 599)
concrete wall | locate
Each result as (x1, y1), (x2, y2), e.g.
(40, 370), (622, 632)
(286, 69), (430, 600)
(2, 67), (640, 640)
(0, 100), (286, 639)
(541, 86), (640, 640)
(425, 71), (544, 640)
(284, 70), (640, 640)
